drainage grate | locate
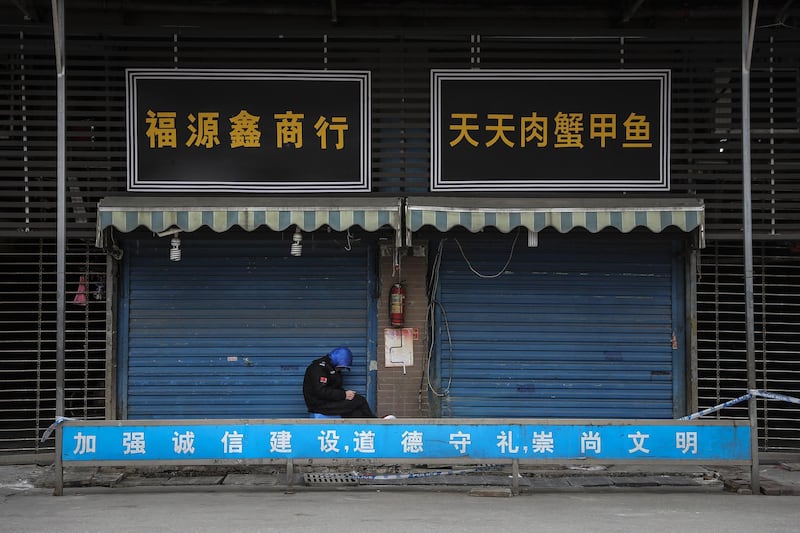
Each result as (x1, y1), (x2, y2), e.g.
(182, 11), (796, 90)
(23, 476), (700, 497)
(303, 472), (359, 486)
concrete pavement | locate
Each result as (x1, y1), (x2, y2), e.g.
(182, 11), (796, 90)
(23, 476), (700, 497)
(2, 460), (800, 497)
(1, 463), (800, 533)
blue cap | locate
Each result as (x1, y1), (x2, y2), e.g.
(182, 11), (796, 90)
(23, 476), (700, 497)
(328, 347), (353, 369)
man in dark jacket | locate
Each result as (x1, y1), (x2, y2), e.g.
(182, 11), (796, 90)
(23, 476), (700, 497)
(302, 347), (377, 418)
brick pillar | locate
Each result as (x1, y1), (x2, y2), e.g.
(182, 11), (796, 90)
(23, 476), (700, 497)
(376, 243), (430, 418)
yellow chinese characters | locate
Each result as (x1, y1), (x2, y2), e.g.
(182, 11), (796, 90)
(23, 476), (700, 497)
(230, 110), (261, 148)
(145, 110), (177, 148)
(186, 112), (220, 148)
(449, 111), (653, 149)
(521, 113), (548, 148)
(144, 109), (350, 150)
(449, 113), (480, 147)
(554, 112), (584, 148)
(274, 111), (304, 148)
(622, 113), (653, 148)
(314, 116), (349, 150)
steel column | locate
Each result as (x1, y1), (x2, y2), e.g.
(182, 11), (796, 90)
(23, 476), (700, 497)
(741, 0), (760, 495)
(50, 0), (65, 496)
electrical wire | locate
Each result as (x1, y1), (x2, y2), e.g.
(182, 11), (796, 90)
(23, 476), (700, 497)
(421, 239), (453, 402)
(427, 300), (454, 399)
(108, 229), (123, 260)
(344, 228), (353, 251)
(454, 228), (521, 279)
(421, 231), (523, 412)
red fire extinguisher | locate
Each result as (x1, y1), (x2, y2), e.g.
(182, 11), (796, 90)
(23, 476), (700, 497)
(390, 283), (405, 327)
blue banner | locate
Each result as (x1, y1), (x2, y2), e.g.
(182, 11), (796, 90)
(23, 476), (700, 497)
(62, 422), (749, 462)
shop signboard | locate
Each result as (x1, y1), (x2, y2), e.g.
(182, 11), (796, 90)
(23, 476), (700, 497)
(431, 69), (670, 192)
(127, 69), (371, 192)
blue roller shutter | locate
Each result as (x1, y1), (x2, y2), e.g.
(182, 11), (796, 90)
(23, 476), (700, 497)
(118, 235), (373, 419)
(434, 231), (683, 419)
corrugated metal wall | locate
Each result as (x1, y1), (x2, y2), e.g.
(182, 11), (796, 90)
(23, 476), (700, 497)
(1, 15), (799, 453)
(432, 230), (680, 419)
(120, 232), (374, 419)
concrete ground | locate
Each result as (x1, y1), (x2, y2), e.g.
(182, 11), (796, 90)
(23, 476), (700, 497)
(1, 462), (800, 533)
(2, 460), (800, 496)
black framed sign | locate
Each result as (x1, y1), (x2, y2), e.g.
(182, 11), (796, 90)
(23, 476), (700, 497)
(127, 69), (371, 193)
(431, 69), (670, 192)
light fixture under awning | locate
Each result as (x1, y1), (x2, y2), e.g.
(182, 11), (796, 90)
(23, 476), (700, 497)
(96, 196), (403, 246)
(405, 197), (705, 247)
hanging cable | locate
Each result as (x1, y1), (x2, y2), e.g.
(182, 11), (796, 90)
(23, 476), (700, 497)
(421, 239), (453, 402)
(421, 231), (522, 410)
(109, 231), (123, 260)
(392, 244), (401, 279)
(344, 228), (353, 251)
(427, 300), (454, 399)
(454, 228), (521, 279)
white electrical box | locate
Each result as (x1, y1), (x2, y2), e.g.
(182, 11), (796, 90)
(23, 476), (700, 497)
(384, 328), (414, 371)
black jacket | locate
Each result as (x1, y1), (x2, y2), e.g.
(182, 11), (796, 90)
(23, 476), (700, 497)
(303, 355), (346, 413)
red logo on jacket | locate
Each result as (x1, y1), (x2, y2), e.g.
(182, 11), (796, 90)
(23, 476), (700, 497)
(319, 377), (327, 384)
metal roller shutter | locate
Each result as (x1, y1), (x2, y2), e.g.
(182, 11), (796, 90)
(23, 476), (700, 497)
(433, 230), (683, 419)
(119, 233), (374, 419)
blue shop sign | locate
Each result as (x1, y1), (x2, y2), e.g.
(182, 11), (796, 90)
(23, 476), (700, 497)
(62, 422), (749, 462)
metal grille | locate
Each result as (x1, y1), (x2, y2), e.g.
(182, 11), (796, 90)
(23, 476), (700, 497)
(0, 239), (106, 456)
(0, 19), (799, 454)
(697, 241), (800, 452)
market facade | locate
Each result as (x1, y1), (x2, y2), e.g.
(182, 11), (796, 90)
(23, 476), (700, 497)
(1, 1), (798, 459)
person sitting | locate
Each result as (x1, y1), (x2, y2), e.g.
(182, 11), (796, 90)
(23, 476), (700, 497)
(302, 347), (376, 418)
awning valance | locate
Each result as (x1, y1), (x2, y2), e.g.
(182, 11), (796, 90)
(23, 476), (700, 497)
(96, 196), (402, 245)
(96, 196), (704, 248)
(406, 196), (705, 246)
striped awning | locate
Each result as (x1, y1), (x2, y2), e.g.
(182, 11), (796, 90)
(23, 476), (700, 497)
(406, 196), (705, 245)
(96, 196), (402, 245)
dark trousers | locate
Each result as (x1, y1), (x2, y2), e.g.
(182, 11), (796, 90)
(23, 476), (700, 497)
(315, 394), (376, 418)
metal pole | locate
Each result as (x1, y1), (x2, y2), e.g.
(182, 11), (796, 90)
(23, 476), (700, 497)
(51, 0), (65, 496)
(53, 423), (63, 496)
(511, 459), (520, 495)
(741, 0), (760, 495)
